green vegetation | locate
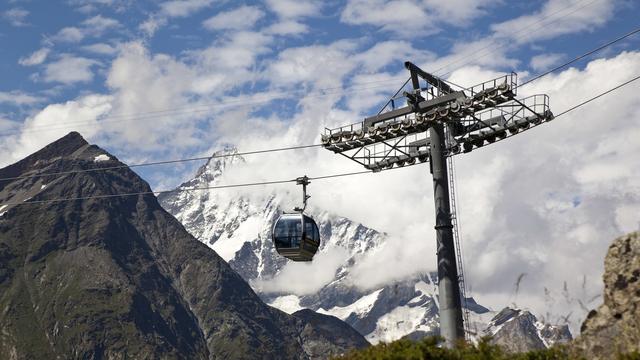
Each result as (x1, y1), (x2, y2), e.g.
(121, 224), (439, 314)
(336, 336), (640, 360)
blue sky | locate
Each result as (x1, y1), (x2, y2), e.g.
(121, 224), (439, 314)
(1, 0), (640, 333)
(1, 0), (637, 155)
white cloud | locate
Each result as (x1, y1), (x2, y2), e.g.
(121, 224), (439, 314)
(0, 91), (42, 106)
(82, 15), (121, 33)
(340, 0), (495, 37)
(341, 0), (432, 36)
(67, 0), (131, 13)
(54, 27), (85, 43)
(530, 53), (566, 71)
(203, 5), (264, 31)
(82, 43), (118, 55)
(52, 15), (120, 43)
(491, 0), (617, 44)
(159, 0), (213, 17)
(0, 94), (112, 167)
(352, 40), (417, 72)
(2, 8), (29, 27)
(0, 116), (20, 133)
(187, 31), (273, 94)
(18, 47), (51, 66)
(423, 0), (494, 25)
(254, 247), (350, 295)
(140, 0), (213, 36)
(43, 55), (99, 84)
(105, 42), (201, 150)
(139, 16), (167, 37)
(265, 20), (308, 35)
(423, 38), (520, 78)
(265, 40), (359, 89)
(265, 0), (320, 19)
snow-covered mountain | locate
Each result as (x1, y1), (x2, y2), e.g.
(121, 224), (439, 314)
(158, 146), (570, 346)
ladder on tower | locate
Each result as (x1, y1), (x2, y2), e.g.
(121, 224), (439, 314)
(446, 154), (471, 339)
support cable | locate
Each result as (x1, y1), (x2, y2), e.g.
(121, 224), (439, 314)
(1, 170), (373, 207)
(2, 74), (638, 207)
(519, 27), (640, 87)
(434, 0), (604, 78)
(4, 33), (638, 185)
(0, 143), (323, 183)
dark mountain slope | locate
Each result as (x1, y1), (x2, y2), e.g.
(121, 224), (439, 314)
(0, 132), (367, 359)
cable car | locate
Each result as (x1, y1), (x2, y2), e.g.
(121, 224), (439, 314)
(272, 213), (320, 261)
(271, 176), (321, 261)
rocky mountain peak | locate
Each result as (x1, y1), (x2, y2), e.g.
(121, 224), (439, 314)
(484, 307), (572, 353)
(194, 144), (243, 182)
(0, 131), (91, 192)
(30, 131), (89, 159)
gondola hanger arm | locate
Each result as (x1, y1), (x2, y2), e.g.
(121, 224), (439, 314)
(293, 175), (310, 213)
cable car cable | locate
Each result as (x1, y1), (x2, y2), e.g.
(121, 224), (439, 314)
(0, 143), (324, 183)
(3, 72), (639, 208)
(1, 170), (375, 207)
(3, 27), (639, 184)
(553, 73), (640, 118)
(519, 27), (640, 87)
(433, 0), (604, 78)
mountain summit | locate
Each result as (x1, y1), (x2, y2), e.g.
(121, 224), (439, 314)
(0, 133), (367, 359)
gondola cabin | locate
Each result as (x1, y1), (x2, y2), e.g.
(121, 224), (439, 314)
(272, 213), (320, 261)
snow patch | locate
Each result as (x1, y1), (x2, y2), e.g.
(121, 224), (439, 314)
(535, 321), (550, 347)
(93, 154), (110, 162)
(212, 215), (262, 261)
(318, 289), (382, 320)
(270, 295), (303, 314)
(366, 305), (428, 344)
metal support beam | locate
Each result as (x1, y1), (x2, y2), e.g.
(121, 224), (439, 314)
(363, 91), (465, 129)
(405, 61), (454, 94)
(429, 123), (465, 347)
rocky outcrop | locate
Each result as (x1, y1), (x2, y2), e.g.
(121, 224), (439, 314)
(573, 231), (640, 358)
(0, 132), (368, 359)
(292, 309), (370, 359)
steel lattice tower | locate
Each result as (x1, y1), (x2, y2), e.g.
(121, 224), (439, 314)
(321, 61), (554, 347)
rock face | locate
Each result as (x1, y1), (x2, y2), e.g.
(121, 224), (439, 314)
(573, 231), (640, 358)
(161, 147), (570, 346)
(483, 307), (572, 353)
(0, 132), (368, 359)
(292, 309), (369, 359)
